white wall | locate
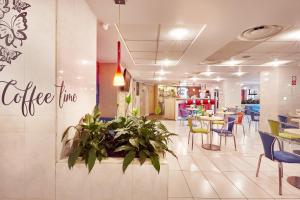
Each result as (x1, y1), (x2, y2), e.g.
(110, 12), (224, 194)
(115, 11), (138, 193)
(221, 78), (242, 108)
(0, 0), (56, 199)
(260, 66), (300, 131)
(0, 0), (97, 199)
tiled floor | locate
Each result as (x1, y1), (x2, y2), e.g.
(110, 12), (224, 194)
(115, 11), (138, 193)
(163, 120), (300, 200)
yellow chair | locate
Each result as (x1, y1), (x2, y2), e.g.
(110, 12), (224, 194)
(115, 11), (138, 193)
(188, 117), (209, 150)
(268, 120), (300, 139)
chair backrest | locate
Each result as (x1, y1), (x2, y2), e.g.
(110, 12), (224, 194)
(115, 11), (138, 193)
(179, 109), (188, 117)
(235, 112), (244, 124)
(250, 111), (260, 121)
(227, 116), (235, 132)
(278, 115), (288, 123)
(258, 131), (275, 160)
(278, 115), (288, 128)
(268, 120), (280, 136)
(187, 117), (193, 132)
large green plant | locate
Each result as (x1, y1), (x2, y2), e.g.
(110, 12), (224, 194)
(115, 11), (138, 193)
(108, 116), (176, 173)
(62, 106), (110, 172)
(62, 106), (176, 173)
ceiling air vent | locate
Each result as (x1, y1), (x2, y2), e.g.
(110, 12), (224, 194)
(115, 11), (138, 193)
(239, 25), (283, 41)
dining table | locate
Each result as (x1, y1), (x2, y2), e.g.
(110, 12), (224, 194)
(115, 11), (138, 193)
(197, 115), (224, 151)
(279, 129), (300, 190)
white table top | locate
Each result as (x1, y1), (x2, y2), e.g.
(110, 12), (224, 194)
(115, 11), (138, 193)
(288, 114), (300, 118)
(284, 129), (300, 135)
(198, 116), (224, 121)
(186, 107), (198, 111)
(216, 111), (235, 115)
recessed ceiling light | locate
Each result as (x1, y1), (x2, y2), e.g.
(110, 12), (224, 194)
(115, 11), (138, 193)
(200, 71), (216, 76)
(233, 72), (246, 76)
(215, 77), (223, 82)
(261, 59), (291, 67)
(156, 69), (170, 75)
(190, 77), (200, 82)
(76, 76), (82, 80)
(58, 70), (64, 74)
(155, 76), (165, 81)
(169, 28), (189, 40)
(220, 59), (244, 66)
(157, 59), (176, 66)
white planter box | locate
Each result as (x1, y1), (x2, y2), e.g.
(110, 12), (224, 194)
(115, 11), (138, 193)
(55, 158), (169, 200)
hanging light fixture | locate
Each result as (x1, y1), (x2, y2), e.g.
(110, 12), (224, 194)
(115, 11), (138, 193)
(113, 4), (125, 86)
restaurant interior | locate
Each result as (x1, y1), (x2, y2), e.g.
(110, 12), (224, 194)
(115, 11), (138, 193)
(1, 0), (300, 200)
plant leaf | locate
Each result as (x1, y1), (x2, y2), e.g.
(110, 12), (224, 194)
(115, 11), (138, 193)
(88, 149), (97, 173)
(150, 154), (160, 173)
(129, 138), (139, 148)
(125, 94), (132, 104)
(114, 145), (133, 152)
(138, 151), (147, 165)
(68, 146), (81, 169)
(123, 150), (136, 172)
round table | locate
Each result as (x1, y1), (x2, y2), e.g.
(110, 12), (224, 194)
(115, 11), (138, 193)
(278, 129), (300, 189)
(197, 115), (224, 151)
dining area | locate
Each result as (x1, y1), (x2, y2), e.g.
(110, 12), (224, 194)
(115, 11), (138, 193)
(181, 105), (300, 196)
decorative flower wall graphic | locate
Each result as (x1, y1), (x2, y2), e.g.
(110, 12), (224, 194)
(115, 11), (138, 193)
(0, 0), (30, 71)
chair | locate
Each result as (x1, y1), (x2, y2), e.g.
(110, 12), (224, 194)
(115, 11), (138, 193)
(235, 112), (245, 137)
(256, 131), (300, 195)
(278, 115), (299, 129)
(212, 116), (237, 150)
(179, 108), (189, 125)
(249, 111), (260, 131)
(268, 120), (300, 140)
(187, 117), (209, 150)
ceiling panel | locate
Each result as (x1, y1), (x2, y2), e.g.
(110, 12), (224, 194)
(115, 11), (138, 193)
(134, 59), (156, 65)
(159, 24), (204, 41)
(157, 51), (183, 60)
(118, 24), (158, 40)
(126, 41), (157, 51)
(158, 40), (190, 51)
(131, 51), (156, 59)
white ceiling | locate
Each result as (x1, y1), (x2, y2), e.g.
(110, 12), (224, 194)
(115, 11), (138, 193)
(87, 0), (300, 84)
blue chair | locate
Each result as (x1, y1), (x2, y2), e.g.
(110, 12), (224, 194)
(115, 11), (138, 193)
(256, 131), (300, 195)
(212, 116), (236, 150)
(278, 115), (299, 129)
(249, 111), (260, 131)
(179, 108), (189, 125)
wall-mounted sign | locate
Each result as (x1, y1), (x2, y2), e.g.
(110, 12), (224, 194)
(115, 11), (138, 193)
(0, 79), (77, 117)
(292, 76), (297, 86)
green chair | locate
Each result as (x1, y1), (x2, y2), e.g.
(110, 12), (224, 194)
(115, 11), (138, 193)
(268, 120), (300, 140)
(188, 117), (209, 150)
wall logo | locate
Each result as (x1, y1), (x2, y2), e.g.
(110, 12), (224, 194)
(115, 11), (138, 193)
(0, 0), (30, 71)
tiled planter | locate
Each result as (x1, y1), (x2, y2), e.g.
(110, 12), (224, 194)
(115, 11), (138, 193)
(56, 158), (168, 200)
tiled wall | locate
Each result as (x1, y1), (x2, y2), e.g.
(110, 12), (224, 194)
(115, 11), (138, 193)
(260, 66), (300, 131)
(0, 0), (56, 199)
(0, 0), (97, 199)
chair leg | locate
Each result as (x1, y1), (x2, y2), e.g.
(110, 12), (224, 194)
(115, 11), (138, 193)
(278, 162), (283, 195)
(233, 135), (237, 151)
(188, 131), (191, 144)
(256, 153), (264, 177)
(242, 124), (245, 137)
(192, 133), (194, 150)
(225, 135), (227, 146)
(235, 124), (238, 135)
(201, 134), (203, 145)
(249, 120), (251, 130)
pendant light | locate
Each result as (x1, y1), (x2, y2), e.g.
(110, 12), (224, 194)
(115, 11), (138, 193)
(113, 5), (125, 86)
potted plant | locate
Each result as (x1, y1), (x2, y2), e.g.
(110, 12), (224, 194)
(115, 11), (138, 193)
(62, 106), (176, 173)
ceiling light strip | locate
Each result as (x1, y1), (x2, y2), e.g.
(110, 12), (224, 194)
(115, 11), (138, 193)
(154, 24), (161, 65)
(176, 24), (207, 65)
(115, 24), (137, 65)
